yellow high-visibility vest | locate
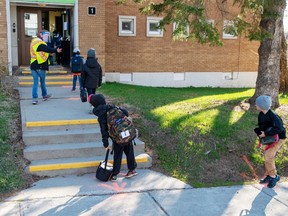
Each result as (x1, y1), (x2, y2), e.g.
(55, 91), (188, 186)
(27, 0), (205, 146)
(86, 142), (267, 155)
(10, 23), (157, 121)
(30, 37), (49, 64)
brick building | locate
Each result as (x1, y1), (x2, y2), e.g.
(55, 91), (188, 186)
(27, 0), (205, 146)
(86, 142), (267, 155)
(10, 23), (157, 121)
(0, 0), (259, 87)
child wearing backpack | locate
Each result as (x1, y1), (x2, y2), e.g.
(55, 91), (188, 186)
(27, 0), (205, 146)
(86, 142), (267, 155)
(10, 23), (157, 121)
(70, 48), (84, 92)
(254, 95), (286, 188)
(89, 94), (137, 181)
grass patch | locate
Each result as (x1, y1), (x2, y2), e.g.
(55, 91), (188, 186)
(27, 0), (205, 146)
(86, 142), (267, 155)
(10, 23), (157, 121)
(0, 79), (32, 199)
(99, 83), (288, 187)
(0, 90), (24, 195)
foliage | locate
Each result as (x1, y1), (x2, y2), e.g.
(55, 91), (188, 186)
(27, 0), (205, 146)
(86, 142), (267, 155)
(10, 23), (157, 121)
(115, 0), (286, 44)
(100, 83), (288, 187)
(116, 0), (223, 45)
(232, 0), (286, 41)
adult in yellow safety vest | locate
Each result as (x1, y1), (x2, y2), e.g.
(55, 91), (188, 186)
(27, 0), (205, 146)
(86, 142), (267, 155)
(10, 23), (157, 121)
(30, 30), (62, 105)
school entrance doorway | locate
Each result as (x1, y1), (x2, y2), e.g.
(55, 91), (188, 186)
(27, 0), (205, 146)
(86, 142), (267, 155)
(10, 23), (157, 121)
(17, 7), (71, 66)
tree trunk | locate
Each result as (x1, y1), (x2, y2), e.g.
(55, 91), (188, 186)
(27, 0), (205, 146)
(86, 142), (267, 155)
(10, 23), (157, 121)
(250, 1), (286, 108)
(280, 30), (288, 93)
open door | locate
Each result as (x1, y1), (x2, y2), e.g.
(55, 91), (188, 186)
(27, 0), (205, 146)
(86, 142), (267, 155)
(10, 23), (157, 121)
(18, 8), (42, 66)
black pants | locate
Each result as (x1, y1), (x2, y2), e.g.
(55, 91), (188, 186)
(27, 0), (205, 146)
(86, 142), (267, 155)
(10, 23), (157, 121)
(112, 142), (137, 175)
(87, 88), (96, 95)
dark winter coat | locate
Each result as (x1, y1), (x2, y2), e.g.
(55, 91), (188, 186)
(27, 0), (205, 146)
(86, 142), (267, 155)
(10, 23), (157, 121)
(81, 57), (102, 89)
(254, 109), (286, 139)
(93, 104), (128, 148)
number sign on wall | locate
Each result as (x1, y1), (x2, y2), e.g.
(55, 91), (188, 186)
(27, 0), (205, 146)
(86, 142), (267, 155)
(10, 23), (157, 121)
(88, 7), (96, 16)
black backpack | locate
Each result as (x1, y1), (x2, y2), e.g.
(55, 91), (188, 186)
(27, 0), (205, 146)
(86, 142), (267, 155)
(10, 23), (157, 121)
(71, 55), (83, 73)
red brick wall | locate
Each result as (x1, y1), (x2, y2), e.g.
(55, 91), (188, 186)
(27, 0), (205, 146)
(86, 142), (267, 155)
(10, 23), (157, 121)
(0, 0), (8, 65)
(104, 0), (259, 73)
(78, 0), (106, 71)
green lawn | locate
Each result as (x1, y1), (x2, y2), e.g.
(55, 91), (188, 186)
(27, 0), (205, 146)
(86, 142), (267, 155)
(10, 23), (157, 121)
(99, 83), (288, 187)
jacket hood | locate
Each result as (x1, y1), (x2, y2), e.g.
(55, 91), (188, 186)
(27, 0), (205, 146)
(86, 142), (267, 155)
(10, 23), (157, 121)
(90, 94), (106, 108)
(93, 104), (114, 117)
(86, 58), (98, 68)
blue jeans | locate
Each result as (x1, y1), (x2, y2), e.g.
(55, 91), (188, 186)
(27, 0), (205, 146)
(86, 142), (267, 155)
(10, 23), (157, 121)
(72, 75), (83, 90)
(31, 69), (47, 99)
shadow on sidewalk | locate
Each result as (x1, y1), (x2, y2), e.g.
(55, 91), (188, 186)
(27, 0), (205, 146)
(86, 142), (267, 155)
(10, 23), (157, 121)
(239, 187), (277, 216)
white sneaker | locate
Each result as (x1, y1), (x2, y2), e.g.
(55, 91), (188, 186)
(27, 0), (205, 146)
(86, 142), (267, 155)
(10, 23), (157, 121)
(89, 105), (94, 114)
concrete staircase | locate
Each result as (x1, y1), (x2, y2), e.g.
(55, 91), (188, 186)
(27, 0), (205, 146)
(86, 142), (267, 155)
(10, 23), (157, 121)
(17, 65), (72, 87)
(17, 69), (152, 177)
(22, 123), (150, 177)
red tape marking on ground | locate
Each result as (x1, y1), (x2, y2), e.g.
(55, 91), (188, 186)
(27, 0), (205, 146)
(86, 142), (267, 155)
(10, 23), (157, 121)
(241, 155), (258, 179)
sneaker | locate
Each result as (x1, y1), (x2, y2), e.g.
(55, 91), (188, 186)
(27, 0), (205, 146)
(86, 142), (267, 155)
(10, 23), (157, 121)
(259, 175), (271, 184)
(32, 100), (38, 105)
(111, 175), (117, 181)
(43, 94), (52, 101)
(89, 105), (94, 114)
(71, 88), (76, 92)
(267, 175), (280, 188)
(125, 170), (137, 178)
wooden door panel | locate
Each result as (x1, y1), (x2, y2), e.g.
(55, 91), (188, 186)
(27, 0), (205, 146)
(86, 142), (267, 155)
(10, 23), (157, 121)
(18, 8), (41, 66)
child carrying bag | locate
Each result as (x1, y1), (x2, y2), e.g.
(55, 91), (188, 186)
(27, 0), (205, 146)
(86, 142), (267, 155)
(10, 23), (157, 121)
(96, 149), (113, 182)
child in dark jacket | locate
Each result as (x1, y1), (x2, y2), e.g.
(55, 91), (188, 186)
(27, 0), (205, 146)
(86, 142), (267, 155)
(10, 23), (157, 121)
(81, 48), (102, 95)
(81, 48), (103, 113)
(254, 95), (286, 188)
(89, 94), (137, 181)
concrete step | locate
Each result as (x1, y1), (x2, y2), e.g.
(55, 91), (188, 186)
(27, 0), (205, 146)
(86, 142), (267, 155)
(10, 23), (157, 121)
(26, 153), (152, 177)
(18, 75), (72, 86)
(23, 126), (101, 145)
(18, 75), (72, 80)
(24, 139), (145, 160)
(20, 65), (69, 75)
(18, 75), (72, 87)
(19, 98), (96, 132)
(23, 123), (97, 132)
(22, 70), (68, 75)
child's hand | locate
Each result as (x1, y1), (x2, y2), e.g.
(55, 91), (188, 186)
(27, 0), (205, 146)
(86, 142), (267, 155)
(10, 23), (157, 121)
(259, 144), (267, 151)
(259, 131), (265, 138)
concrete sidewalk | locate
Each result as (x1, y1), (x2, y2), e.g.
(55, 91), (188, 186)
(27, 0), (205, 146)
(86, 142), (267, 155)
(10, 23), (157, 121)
(1, 170), (288, 216)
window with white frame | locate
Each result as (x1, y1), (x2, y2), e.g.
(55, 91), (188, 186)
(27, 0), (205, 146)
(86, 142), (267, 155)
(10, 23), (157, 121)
(147, 17), (163, 37)
(118, 16), (136, 36)
(208, 19), (214, 26)
(193, 19), (214, 40)
(172, 22), (189, 39)
(222, 20), (237, 39)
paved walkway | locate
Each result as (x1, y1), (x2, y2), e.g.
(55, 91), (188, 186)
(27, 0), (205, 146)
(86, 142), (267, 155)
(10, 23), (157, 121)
(1, 170), (288, 216)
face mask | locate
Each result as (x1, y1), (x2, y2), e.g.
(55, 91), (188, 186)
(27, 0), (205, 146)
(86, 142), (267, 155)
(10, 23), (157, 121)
(41, 32), (50, 43)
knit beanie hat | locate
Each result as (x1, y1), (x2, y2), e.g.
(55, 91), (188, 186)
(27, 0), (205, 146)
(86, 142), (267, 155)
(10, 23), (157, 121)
(256, 95), (272, 110)
(87, 48), (96, 58)
(73, 48), (80, 54)
(89, 94), (106, 108)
